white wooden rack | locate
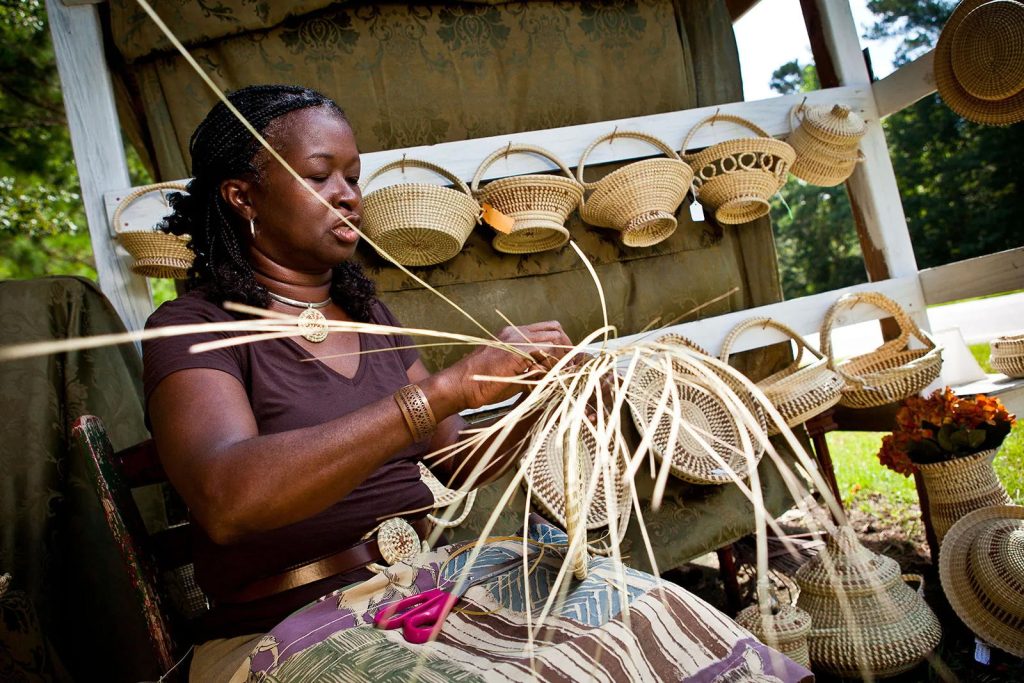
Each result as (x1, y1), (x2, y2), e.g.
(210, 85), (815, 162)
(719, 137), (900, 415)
(48, 0), (1023, 398)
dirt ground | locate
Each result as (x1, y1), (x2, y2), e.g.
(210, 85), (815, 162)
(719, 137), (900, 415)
(664, 496), (1024, 682)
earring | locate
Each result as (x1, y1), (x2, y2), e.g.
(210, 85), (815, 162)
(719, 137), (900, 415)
(249, 216), (256, 238)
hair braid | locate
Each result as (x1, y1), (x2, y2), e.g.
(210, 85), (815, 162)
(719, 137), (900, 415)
(162, 84), (377, 321)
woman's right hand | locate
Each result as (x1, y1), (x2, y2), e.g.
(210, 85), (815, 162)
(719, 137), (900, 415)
(440, 321), (574, 410)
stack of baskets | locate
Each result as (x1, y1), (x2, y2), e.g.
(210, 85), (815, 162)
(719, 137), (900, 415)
(576, 131), (692, 247)
(360, 158), (480, 266)
(795, 526), (942, 678)
(471, 144), (582, 254)
(112, 182), (194, 279)
(681, 114), (795, 225)
(720, 317), (843, 433)
(626, 334), (766, 485)
(787, 103), (866, 186)
(820, 292), (943, 409)
(990, 333), (1024, 378)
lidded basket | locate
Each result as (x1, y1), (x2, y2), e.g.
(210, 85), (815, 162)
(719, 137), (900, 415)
(788, 103), (866, 186)
(795, 526), (942, 678)
(471, 144), (582, 254)
(736, 599), (813, 668)
(577, 131), (692, 247)
(990, 333), (1024, 378)
(360, 158), (480, 267)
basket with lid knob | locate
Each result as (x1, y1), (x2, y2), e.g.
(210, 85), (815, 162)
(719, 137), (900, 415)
(788, 103), (867, 186)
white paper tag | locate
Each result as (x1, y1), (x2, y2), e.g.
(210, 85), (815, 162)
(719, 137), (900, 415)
(689, 200), (705, 222)
(974, 638), (992, 665)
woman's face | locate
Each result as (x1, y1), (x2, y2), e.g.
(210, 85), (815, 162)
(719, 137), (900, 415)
(231, 106), (362, 272)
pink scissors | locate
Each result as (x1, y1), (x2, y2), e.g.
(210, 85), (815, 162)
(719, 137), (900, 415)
(373, 557), (522, 644)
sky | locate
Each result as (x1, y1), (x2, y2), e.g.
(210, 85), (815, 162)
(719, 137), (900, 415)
(734, 0), (904, 101)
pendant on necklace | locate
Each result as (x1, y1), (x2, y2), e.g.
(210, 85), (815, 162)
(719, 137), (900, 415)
(298, 306), (329, 343)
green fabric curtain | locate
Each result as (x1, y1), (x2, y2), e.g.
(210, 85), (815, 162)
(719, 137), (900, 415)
(0, 278), (157, 681)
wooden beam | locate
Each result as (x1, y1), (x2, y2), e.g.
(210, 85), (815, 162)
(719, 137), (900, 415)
(803, 0), (921, 301)
(105, 85), (873, 229)
(872, 49), (937, 118)
(919, 247), (1024, 305)
(47, 0), (153, 334)
(725, 0), (761, 22)
(597, 275), (925, 356)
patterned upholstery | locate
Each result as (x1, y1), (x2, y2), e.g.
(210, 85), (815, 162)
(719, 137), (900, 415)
(70, 415), (199, 677)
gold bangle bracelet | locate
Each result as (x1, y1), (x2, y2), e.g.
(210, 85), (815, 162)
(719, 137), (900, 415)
(394, 384), (437, 443)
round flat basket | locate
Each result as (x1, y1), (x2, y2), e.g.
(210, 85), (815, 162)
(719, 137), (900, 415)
(112, 182), (193, 279)
(820, 292), (943, 409)
(360, 159), (479, 267)
(682, 114), (795, 225)
(576, 131), (692, 247)
(720, 317), (843, 434)
(526, 425), (630, 533)
(472, 144), (582, 255)
(626, 336), (766, 485)
(990, 333), (1024, 378)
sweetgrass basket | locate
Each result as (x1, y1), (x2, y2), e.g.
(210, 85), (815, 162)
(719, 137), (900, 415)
(112, 182), (193, 279)
(360, 159), (480, 267)
(990, 333), (1024, 378)
(681, 114), (796, 225)
(576, 131), (692, 247)
(820, 292), (943, 409)
(788, 103), (866, 187)
(735, 601), (813, 668)
(796, 526), (942, 678)
(471, 144), (583, 254)
(720, 317), (843, 434)
(626, 335), (766, 485)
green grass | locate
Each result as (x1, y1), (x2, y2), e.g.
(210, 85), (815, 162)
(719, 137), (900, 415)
(928, 288), (1022, 307)
(969, 342), (993, 373)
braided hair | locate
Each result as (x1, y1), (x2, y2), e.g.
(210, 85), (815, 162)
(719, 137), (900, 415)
(162, 84), (377, 321)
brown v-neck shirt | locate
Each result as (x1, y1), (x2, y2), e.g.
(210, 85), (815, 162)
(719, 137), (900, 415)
(143, 291), (434, 638)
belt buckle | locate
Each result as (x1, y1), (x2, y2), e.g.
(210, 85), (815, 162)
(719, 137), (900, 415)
(372, 517), (422, 568)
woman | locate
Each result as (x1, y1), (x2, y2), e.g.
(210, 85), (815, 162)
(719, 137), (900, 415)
(143, 84), (572, 681)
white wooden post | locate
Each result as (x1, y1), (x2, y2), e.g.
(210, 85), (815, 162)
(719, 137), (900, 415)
(813, 0), (920, 281)
(47, 0), (153, 334)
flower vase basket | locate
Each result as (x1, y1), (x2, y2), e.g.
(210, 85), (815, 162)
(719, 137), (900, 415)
(916, 448), (1012, 544)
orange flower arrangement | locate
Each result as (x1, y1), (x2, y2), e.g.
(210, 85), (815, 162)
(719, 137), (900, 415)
(877, 387), (1016, 476)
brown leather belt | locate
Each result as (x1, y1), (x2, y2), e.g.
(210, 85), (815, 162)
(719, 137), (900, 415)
(220, 517), (431, 604)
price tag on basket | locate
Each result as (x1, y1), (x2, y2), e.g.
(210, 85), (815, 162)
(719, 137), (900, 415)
(481, 202), (515, 234)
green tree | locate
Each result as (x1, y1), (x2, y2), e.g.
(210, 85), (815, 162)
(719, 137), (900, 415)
(768, 0), (1023, 297)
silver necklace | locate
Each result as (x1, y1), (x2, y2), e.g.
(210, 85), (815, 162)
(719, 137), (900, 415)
(267, 291), (331, 343)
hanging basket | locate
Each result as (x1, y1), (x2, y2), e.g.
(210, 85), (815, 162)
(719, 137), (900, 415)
(681, 114), (795, 225)
(471, 144), (583, 254)
(788, 103), (866, 187)
(112, 182), (194, 279)
(795, 526), (942, 678)
(990, 333), (1024, 378)
(917, 449), (1012, 544)
(720, 317), (843, 434)
(820, 292), (943, 409)
(360, 159), (480, 267)
(626, 335), (766, 485)
(576, 131), (692, 247)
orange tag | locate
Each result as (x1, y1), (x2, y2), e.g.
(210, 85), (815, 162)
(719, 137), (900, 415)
(482, 203), (515, 234)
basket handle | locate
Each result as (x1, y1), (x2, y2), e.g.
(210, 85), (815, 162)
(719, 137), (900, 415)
(719, 317), (823, 367)
(902, 573), (925, 597)
(470, 144), (578, 194)
(819, 291), (937, 371)
(576, 131), (681, 189)
(360, 158), (474, 198)
(680, 113), (773, 155)
(111, 182), (189, 236)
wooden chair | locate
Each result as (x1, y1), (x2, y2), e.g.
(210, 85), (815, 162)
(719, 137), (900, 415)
(70, 415), (206, 678)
